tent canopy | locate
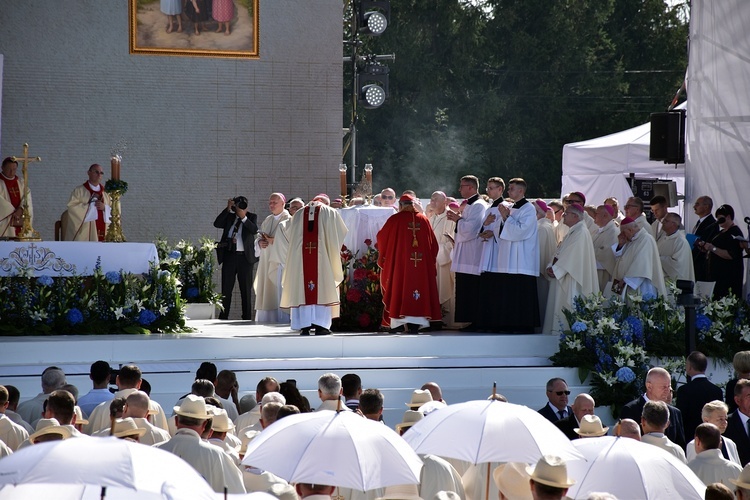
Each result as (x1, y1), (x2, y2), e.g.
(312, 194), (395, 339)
(560, 103), (685, 210)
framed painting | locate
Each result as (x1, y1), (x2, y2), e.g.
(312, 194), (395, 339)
(129, 0), (259, 58)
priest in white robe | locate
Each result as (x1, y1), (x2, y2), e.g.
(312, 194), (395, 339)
(611, 217), (667, 298)
(535, 199), (557, 329)
(592, 204), (619, 292)
(495, 178), (540, 332)
(63, 164), (111, 241)
(624, 196), (651, 233)
(543, 204), (598, 334)
(280, 195), (348, 335)
(658, 212), (695, 282)
(0, 157), (32, 238)
(428, 191), (458, 327)
(253, 192), (291, 323)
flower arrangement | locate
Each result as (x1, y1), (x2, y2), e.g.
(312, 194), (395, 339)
(551, 282), (750, 417)
(0, 258), (186, 335)
(104, 179), (128, 194)
(333, 239), (384, 331)
(155, 237), (222, 307)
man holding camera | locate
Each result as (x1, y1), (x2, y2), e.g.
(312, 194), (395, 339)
(214, 196), (259, 320)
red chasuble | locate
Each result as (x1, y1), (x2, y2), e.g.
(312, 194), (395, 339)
(376, 209), (442, 327)
(2, 176), (22, 235)
(302, 205), (321, 305)
(83, 183), (107, 241)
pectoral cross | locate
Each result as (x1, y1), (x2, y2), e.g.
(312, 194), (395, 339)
(305, 242), (317, 254)
(410, 252), (423, 268)
(11, 143), (42, 241)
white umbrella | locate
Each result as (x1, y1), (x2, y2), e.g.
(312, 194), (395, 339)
(0, 437), (215, 499)
(242, 410), (423, 491)
(402, 400), (584, 464)
(565, 436), (706, 499)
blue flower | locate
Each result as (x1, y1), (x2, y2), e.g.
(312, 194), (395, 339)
(158, 270), (171, 278)
(67, 308), (84, 325)
(186, 287), (199, 299)
(37, 275), (54, 287)
(138, 309), (157, 326)
(624, 316), (643, 340)
(105, 271), (121, 284)
(616, 367), (636, 383)
(571, 321), (587, 333)
(696, 313), (712, 333)
(169, 250), (181, 259)
(642, 292), (657, 302)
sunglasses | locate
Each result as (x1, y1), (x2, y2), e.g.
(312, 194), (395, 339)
(549, 390), (571, 396)
(382, 195), (394, 199)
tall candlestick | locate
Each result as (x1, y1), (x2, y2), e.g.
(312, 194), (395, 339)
(111, 155), (121, 180)
(364, 163), (373, 187)
(339, 164), (348, 197)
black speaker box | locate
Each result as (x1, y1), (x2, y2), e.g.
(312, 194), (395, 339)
(650, 110), (686, 164)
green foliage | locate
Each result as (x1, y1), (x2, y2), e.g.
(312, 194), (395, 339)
(352, 0), (688, 197)
(155, 237), (222, 307)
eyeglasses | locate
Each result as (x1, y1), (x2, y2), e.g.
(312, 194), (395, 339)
(93, 171), (104, 175)
(554, 209), (562, 214)
(548, 390), (571, 396)
(566, 199), (582, 204)
(382, 195), (394, 199)
(624, 204), (637, 208)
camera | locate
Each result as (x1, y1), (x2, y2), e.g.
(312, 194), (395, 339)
(231, 196), (248, 212)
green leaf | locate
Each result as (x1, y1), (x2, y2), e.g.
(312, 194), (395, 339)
(578, 367), (590, 384)
(123, 326), (150, 335)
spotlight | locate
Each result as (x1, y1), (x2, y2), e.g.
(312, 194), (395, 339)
(357, 1), (390, 36)
(357, 62), (390, 109)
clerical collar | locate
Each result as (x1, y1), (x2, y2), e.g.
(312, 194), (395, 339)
(491, 197), (503, 208)
(272, 211), (284, 220)
(465, 194), (479, 205)
(512, 197), (528, 209)
(87, 182), (101, 191)
(0, 172), (16, 181)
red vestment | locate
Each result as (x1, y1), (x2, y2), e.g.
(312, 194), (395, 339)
(1, 176), (22, 235)
(377, 209), (441, 327)
(82, 183), (107, 241)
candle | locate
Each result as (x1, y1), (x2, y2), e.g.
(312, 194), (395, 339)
(111, 155), (121, 180)
(339, 164), (348, 197)
(364, 163), (373, 186)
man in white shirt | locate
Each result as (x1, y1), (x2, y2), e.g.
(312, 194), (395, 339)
(215, 370), (240, 421)
(316, 373), (351, 412)
(649, 195), (669, 243)
(428, 190), (458, 328)
(121, 391), (170, 445)
(623, 196), (650, 233)
(641, 400), (687, 463)
(592, 204), (618, 292)
(611, 218), (666, 297)
(658, 213), (695, 282)
(0, 385), (28, 450)
(689, 423), (742, 488)
(254, 192), (291, 323)
(155, 395), (245, 494)
(16, 366), (66, 428)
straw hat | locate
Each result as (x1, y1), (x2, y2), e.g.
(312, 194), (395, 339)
(406, 390), (432, 409)
(112, 417), (148, 439)
(74, 406), (89, 426)
(395, 410), (423, 432)
(376, 484), (423, 500)
(574, 414), (609, 437)
(731, 463), (750, 489)
(173, 394), (212, 420)
(29, 418), (72, 444)
(211, 409), (236, 432)
(526, 455), (575, 489)
(492, 462), (533, 500)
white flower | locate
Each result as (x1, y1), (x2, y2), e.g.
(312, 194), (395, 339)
(31, 310), (48, 322)
(113, 307), (125, 320)
(565, 339), (584, 351)
(628, 293), (643, 304)
(596, 317), (619, 331)
(159, 305), (169, 315)
(598, 372), (618, 387)
(741, 327), (750, 343)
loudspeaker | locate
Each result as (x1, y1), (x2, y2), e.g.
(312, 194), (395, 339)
(652, 181), (678, 207)
(650, 110), (686, 164)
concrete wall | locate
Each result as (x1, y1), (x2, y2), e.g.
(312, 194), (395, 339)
(0, 0), (342, 244)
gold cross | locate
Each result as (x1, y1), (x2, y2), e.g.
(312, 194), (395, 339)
(305, 242), (317, 254)
(10, 143), (42, 241)
(410, 252), (423, 267)
(407, 220), (421, 235)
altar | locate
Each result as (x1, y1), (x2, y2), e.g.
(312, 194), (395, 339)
(0, 241), (158, 276)
(339, 205), (395, 254)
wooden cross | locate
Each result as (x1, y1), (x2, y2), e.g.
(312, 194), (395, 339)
(305, 242), (317, 254)
(10, 143), (42, 241)
(410, 252), (422, 268)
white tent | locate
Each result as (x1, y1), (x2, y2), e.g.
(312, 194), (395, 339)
(560, 103), (686, 211)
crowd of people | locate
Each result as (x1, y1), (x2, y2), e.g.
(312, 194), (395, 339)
(4, 353), (750, 499)
(208, 174), (746, 334)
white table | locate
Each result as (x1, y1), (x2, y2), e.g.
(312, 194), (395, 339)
(0, 241), (159, 276)
(339, 205), (396, 255)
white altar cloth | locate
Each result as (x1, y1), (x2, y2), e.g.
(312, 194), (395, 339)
(0, 242), (159, 276)
(339, 205), (395, 255)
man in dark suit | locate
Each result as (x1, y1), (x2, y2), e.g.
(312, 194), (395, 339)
(676, 351), (724, 441)
(691, 196), (719, 281)
(620, 367), (686, 449)
(555, 393), (595, 440)
(538, 377), (574, 423)
(214, 196), (258, 320)
(723, 379), (750, 466)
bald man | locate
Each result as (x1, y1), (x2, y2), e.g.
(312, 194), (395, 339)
(657, 212), (695, 282)
(428, 191), (458, 328)
(611, 217), (666, 298)
(555, 393), (596, 440)
(121, 391), (170, 445)
(254, 192), (291, 323)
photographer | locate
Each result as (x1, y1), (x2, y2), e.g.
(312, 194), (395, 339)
(213, 196), (258, 320)
(696, 204), (744, 299)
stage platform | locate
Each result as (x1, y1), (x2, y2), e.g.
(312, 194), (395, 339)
(0, 321), (594, 428)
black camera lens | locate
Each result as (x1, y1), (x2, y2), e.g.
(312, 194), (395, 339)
(233, 196), (248, 210)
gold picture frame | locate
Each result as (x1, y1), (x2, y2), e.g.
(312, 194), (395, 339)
(129, 0), (259, 59)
